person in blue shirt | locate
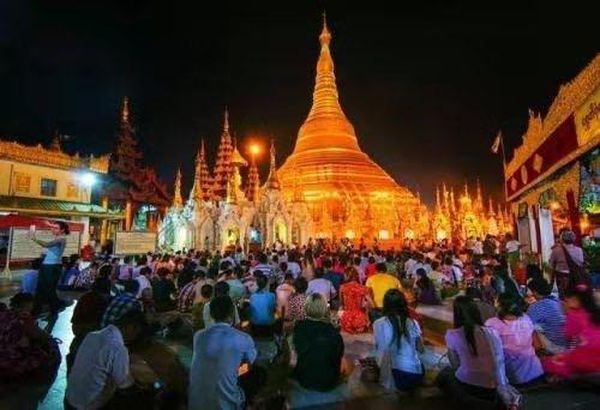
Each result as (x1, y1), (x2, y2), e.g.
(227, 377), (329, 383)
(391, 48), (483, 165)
(249, 273), (276, 338)
(526, 278), (567, 353)
(189, 296), (258, 410)
(30, 220), (69, 327)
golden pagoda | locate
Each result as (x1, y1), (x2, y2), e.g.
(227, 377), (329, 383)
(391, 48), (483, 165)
(277, 15), (422, 239)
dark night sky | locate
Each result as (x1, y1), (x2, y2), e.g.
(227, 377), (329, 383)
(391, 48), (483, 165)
(0, 1), (598, 204)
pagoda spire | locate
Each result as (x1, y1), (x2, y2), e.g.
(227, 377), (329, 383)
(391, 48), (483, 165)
(121, 96), (130, 125)
(435, 185), (441, 212)
(245, 149), (260, 202)
(475, 179), (484, 212)
(442, 183), (450, 214)
(488, 197), (495, 216)
(172, 167), (183, 208)
(192, 139), (213, 202)
(292, 14), (360, 154)
(449, 187), (457, 214)
(212, 108), (234, 200)
(223, 106), (230, 133)
(110, 96), (142, 177)
(49, 131), (62, 152)
(265, 139), (281, 190)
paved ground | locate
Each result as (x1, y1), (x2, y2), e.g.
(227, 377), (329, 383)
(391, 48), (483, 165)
(1, 273), (600, 409)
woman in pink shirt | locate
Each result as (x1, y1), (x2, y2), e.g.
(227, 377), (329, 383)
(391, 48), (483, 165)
(485, 294), (544, 386)
(543, 280), (600, 379)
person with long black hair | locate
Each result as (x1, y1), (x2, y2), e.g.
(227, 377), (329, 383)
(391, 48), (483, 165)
(373, 289), (424, 391)
(438, 296), (510, 406)
(542, 278), (600, 379)
(485, 294), (544, 386)
(30, 221), (69, 327)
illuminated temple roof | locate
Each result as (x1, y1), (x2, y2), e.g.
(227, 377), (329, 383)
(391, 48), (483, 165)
(277, 16), (420, 235)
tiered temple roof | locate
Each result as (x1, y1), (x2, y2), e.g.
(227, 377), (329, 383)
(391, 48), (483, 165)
(211, 109), (234, 201)
(190, 140), (213, 202)
(104, 97), (171, 207)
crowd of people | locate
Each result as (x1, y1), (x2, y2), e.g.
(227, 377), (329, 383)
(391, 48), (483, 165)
(1, 223), (599, 409)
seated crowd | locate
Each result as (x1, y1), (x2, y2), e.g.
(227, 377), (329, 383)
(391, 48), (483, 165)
(4, 229), (600, 409)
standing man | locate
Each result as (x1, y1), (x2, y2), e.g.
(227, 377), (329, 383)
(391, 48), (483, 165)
(31, 220), (69, 330)
(189, 296), (258, 410)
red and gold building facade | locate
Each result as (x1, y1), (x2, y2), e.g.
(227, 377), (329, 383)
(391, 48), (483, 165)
(505, 54), (600, 262)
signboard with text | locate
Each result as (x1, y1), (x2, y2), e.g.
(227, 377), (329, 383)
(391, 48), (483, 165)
(10, 228), (81, 260)
(114, 231), (157, 255)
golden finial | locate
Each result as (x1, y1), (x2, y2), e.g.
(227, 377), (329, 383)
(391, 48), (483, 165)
(320, 11), (331, 47)
(265, 139), (281, 190)
(223, 106), (230, 133)
(200, 139), (206, 159)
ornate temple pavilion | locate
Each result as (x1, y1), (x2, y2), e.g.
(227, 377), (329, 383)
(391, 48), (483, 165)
(277, 17), (427, 240)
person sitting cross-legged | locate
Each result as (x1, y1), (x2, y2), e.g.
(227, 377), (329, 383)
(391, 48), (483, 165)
(188, 295), (259, 410)
(373, 289), (425, 392)
(485, 293), (544, 386)
(366, 262), (402, 323)
(65, 310), (146, 410)
(101, 280), (142, 328)
(526, 278), (567, 354)
(290, 293), (348, 408)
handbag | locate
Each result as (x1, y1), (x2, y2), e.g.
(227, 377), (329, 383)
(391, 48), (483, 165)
(358, 357), (380, 383)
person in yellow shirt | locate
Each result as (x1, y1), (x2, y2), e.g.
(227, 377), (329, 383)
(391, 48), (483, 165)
(366, 263), (402, 323)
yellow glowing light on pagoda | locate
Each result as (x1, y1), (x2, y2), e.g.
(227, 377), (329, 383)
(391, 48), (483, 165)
(249, 144), (261, 156)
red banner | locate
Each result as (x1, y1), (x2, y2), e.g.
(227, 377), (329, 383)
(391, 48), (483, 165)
(506, 115), (579, 200)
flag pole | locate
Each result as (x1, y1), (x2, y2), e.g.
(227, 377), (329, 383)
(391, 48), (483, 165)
(500, 133), (508, 201)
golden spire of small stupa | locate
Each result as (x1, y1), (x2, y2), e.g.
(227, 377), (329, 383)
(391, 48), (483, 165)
(223, 106), (230, 133)
(488, 197), (495, 216)
(265, 139), (281, 190)
(172, 167), (183, 208)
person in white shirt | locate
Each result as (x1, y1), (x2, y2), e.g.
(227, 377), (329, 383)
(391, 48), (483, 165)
(66, 310), (144, 409)
(287, 255), (302, 279)
(135, 266), (152, 299)
(306, 267), (336, 303)
(373, 289), (424, 391)
(473, 238), (484, 256)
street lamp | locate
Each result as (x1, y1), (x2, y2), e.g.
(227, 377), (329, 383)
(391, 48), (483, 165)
(79, 172), (97, 187)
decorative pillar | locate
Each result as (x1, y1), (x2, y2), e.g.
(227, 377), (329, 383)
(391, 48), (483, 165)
(100, 196), (109, 244)
(566, 189), (582, 244)
(532, 205), (542, 260)
(125, 200), (132, 231)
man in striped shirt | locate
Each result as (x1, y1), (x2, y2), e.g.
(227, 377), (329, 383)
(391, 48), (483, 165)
(527, 278), (567, 353)
(251, 253), (274, 278)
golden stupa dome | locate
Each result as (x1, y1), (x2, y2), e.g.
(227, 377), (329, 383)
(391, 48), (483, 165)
(277, 16), (421, 238)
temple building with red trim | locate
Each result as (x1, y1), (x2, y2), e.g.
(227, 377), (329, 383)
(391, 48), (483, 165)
(505, 54), (600, 262)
